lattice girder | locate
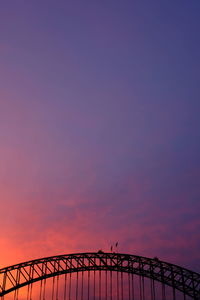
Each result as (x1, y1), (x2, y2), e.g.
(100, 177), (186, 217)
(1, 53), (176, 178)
(0, 252), (199, 299)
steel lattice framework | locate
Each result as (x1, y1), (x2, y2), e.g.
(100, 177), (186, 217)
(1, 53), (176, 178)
(0, 252), (199, 299)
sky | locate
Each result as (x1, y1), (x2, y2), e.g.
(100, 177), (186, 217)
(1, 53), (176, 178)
(0, 0), (200, 273)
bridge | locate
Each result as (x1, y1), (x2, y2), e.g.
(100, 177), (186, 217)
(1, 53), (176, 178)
(0, 252), (199, 300)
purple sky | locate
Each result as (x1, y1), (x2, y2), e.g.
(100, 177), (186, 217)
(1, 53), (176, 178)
(0, 0), (200, 272)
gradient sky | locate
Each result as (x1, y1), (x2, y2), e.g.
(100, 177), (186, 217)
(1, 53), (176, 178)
(0, 0), (200, 272)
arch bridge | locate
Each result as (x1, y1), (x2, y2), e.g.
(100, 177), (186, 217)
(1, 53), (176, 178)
(0, 252), (199, 299)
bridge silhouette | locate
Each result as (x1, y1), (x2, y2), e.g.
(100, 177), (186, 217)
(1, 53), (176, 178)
(0, 252), (199, 300)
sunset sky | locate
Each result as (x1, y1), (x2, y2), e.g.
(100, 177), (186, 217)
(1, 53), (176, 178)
(0, 0), (200, 272)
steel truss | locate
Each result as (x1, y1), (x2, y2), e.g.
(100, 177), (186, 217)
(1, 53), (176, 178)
(0, 252), (199, 299)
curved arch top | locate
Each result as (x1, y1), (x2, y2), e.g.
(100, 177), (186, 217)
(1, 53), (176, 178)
(0, 252), (199, 299)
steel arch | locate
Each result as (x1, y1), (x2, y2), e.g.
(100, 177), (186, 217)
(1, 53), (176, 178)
(0, 252), (199, 299)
